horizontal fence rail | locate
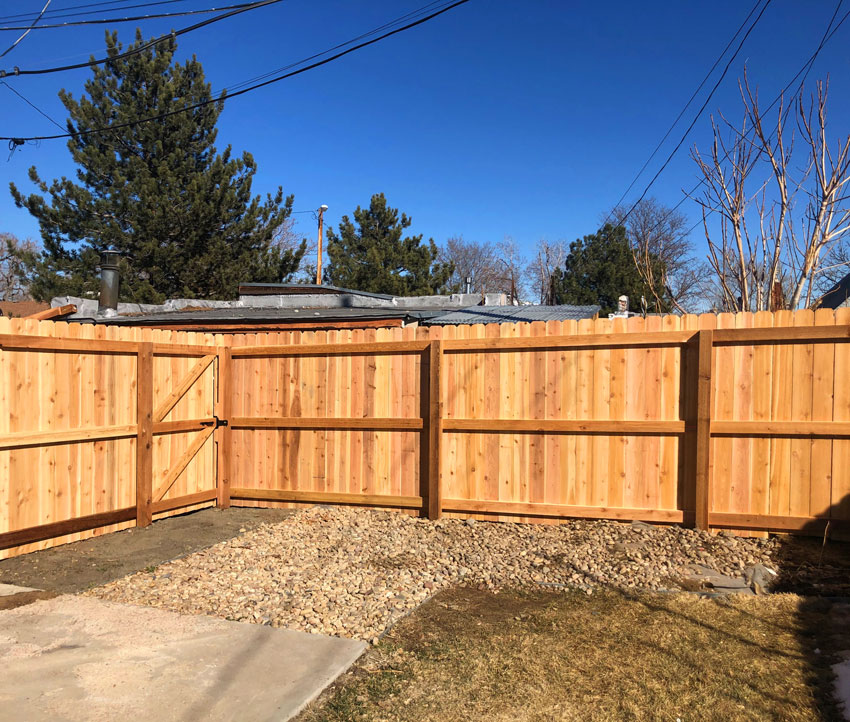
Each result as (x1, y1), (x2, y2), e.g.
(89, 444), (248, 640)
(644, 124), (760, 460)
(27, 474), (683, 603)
(0, 318), (222, 556)
(2, 309), (850, 557)
(222, 311), (850, 539)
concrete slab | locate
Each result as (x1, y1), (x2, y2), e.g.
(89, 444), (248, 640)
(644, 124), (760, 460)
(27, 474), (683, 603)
(0, 595), (366, 722)
(0, 582), (38, 596)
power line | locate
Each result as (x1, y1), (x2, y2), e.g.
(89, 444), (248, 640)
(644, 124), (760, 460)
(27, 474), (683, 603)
(0, 0), (52, 58)
(607, 0), (766, 216)
(0, 0), (472, 142)
(0, 0), (192, 23)
(612, 0), (774, 229)
(220, 0), (447, 94)
(1, 80), (65, 131)
(0, 3), (265, 30)
(0, 0), (281, 77)
(627, 0), (849, 244)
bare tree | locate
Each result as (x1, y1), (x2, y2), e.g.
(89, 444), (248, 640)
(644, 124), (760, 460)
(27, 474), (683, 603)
(610, 198), (707, 313)
(496, 236), (528, 304)
(691, 75), (850, 311)
(528, 239), (568, 304)
(439, 236), (503, 293)
(0, 233), (37, 301)
(272, 216), (313, 283)
(439, 235), (528, 302)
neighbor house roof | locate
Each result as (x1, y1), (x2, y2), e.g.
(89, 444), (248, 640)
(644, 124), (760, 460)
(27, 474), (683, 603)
(237, 283), (395, 300)
(819, 271), (850, 310)
(98, 305), (448, 332)
(0, 300), (50, 318)
(423, 304), (600, 325)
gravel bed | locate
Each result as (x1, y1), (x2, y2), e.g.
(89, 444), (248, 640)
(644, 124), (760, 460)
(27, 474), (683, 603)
(88, 506), (779, 641)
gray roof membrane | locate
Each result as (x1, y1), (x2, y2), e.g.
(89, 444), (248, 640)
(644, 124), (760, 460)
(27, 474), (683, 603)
(423, 305), (600, 325)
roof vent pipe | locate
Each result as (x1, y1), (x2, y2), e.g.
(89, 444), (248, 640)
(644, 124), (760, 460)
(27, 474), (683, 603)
(98, 250), (120, 317)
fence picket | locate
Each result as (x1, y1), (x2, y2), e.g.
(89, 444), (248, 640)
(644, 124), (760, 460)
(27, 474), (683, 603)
(2, 311), (850, 557)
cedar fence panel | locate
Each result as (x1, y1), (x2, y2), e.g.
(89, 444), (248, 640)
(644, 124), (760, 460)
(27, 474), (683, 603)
(0, 317), (220, 558)
(2, 309), (850, 558)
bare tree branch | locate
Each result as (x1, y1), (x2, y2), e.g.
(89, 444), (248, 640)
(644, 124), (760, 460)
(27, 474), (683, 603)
(690, 73), (850, 310)
(610, 198), (706, 313)
(0, 233), (38, 301)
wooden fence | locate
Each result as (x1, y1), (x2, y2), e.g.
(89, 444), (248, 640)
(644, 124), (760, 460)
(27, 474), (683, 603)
(2, 309), (849, 558)
(0, 317), (223, 558)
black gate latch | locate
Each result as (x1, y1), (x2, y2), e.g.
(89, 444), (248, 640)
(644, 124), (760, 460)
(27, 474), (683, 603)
(201, 416), (229, 428)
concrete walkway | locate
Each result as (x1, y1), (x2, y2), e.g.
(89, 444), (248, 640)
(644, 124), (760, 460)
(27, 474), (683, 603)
(0, 595), (365, 721)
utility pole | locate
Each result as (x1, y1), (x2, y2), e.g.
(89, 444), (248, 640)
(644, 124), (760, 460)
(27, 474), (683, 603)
(316, 204), (328, 285)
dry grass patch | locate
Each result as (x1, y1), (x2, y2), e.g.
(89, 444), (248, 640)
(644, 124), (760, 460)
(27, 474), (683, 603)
(300, 587), (845, 722)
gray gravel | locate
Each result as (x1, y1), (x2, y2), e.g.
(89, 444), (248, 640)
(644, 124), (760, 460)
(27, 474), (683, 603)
(88, 506), (779, 641)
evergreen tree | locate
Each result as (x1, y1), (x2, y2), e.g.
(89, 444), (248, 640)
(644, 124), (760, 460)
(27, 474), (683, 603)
(324, 193), (452, 295)
(10, 31), (304, 302)
(550, 223), (668, 315)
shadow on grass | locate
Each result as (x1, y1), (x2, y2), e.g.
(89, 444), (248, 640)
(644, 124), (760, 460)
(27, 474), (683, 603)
(301, 510), (850, 722)
(771, 495), (850, 721)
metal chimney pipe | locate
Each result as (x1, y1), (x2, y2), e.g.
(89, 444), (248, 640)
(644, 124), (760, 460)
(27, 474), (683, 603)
(98, 250), (120, 315)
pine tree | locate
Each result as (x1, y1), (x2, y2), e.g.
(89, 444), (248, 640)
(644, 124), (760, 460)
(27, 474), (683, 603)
(10, 30), (304, 302)
(550, 223), (668, 315)
(324, 193), (452, 295)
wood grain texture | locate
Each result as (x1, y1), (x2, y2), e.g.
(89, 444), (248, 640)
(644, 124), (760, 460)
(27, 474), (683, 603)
(3, 312), (850, 558)
(442, 498), (685, 523)
(216, 345), (233, 509)
(135, 343), (154, 527)
(427, 339), (443, 519)
(694, 329), (713, 530)
(0, 319), (219, 558)
(231, 487), (422, 508)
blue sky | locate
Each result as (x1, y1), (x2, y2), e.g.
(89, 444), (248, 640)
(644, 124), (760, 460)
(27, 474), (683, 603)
(1, 0), (849, 267)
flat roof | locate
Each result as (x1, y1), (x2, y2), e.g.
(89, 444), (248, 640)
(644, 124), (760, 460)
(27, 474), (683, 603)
(99, 306), (446, 326)
(237, 283), (394, 300)
(423, 304), (600, 325)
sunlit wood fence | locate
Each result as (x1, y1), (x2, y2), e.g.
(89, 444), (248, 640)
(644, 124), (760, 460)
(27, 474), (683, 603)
(2, 308), (849, 558)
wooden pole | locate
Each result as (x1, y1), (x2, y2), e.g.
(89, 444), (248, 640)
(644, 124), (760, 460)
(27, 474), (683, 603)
(135, 342), (154, 527)
(694, 329), (713, 530)
(216, 347), (232, 509)
(316, 206), (325, 285)
(423, 339), (443, 520)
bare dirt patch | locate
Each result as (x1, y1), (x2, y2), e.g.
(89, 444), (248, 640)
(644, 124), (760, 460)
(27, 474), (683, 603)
(299, 587), (850, 722)
(772, 534), (850, 597)
(0, 590), (59, 611)
(0, 507), (294, 594)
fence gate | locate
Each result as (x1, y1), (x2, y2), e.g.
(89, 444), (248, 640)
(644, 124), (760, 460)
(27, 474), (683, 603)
(139, 347), (223, 525)
(0, 331), (225, 559)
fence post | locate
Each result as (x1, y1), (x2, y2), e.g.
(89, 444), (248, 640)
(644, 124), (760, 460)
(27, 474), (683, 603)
(216, 346), (232, 509)
(135, 342), (153, 527)
(422, 339), (443, 520)
(694, 329), (713, 530)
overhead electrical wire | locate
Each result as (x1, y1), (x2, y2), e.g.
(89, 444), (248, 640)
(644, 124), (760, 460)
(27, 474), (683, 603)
(0, 0), (472, 142)
(0, 0), (281, 76)
(0, 0), (52, 58)
(623, 0), (849, 244)
(0, 2), (267, 31)
(1, 80), (66, 131)
(0, 0), (192, 23)
(220, 0), (448, 94)
(605, 0), (766, 218)
(610, 0), (774, 229)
